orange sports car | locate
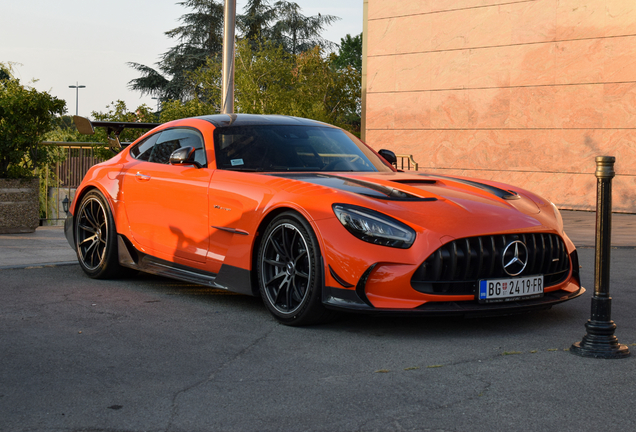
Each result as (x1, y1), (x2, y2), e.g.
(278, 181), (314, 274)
(65, 114), (584, 325)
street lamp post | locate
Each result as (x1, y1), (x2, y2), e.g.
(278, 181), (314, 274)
(221, 0), (236, 114)
(68, 82), (86, 116)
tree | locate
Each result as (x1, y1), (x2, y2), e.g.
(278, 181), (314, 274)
(287, 45), (360, 128)
(164, 0), (225, 60)
(0, 65), (12, 81)
(237, 0), (337, 55)
(329, 33), (363, 134)
(0, 72), (66, 179)
(234, 41), (293, 114)
(269, 1), (339, 55)
(128, 0), (339, 104)
(238, 0), (278, 45)
(45, 116), (82, 143)
(161, 40), (360, 131)
(160, 98), (216, 123)
(332, 33), (362, 71)
(128, 0), (224, 102)
(126, 63), (173, 101)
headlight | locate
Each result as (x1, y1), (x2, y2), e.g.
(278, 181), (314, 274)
(333, 204), (415, 249)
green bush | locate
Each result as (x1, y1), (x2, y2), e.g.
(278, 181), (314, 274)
(0, 68), (66, 179)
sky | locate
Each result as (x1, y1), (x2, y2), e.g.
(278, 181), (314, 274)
(1, 0), (363, 118)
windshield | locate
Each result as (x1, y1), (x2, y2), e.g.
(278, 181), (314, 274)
(213, 125), (394, 172)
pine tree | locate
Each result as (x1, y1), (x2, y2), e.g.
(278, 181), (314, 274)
(269, 1), (339, 55)
(127, 1), (339, 106)
(128, 0), (224, 102)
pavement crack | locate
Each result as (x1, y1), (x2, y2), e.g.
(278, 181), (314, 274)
(164, 325), (276, 432)
(405, 346), (578, 373)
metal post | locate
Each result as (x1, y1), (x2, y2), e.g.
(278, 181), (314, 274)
(360, 0), (368, 142)
(68, 82), (86, 116)
(44, 166), (49, 224)
(571, 156), (630, 359)
(221, 0), (236, 114)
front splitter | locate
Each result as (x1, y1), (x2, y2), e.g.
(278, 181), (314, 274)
(323, 286), (586, 317)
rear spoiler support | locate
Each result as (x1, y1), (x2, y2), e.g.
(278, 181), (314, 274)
(73, 115), (161, 152)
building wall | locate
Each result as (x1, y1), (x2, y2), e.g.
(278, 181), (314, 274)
(364, 0), (636, 212)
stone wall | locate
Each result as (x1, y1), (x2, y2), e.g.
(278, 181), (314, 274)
(364, 0), (636, 212)
(0, 178), (40, 234)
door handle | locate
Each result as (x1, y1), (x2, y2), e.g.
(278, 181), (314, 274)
(136, 172), (151, 181)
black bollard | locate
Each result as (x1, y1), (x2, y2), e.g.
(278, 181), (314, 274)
(571, 156), (630, 359)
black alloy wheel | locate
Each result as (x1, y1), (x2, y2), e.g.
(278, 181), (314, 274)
(257, 212), (334, 326)
(75, 190), (129, 279)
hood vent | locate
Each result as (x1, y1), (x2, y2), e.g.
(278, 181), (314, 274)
(269, 173), (437, 202)
(423, 174), (520, 200)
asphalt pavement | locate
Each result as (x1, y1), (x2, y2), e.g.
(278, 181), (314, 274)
(1, 210), (636, 431)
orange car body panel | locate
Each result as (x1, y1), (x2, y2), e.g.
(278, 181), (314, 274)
(69, 116), (582, 311)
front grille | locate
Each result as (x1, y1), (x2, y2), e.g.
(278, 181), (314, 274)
(411, 233), (570, 295)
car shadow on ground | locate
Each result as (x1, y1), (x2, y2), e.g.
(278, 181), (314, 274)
(127, 270), (589, 343)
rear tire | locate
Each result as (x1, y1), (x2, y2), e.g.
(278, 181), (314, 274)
(257, 212), (335, 326)
(75, 190), (131, 279)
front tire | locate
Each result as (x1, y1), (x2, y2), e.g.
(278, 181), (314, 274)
(257, 212), (333, 326)
(75, 190), (128, 279)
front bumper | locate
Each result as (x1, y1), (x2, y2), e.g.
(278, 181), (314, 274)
(323, 284), (586, 317)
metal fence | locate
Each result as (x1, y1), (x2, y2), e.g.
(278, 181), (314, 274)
(40, 141), (104, 224)
(395, 154), (419, 171)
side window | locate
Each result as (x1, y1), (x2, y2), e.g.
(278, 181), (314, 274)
(214, 128), (265, 170)
(130, 133), (160, 161)
(149, 128), (206, 166)
(130, 128), (206, 167)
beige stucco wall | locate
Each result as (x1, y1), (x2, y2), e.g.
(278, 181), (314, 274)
(364, 0), (636, 212)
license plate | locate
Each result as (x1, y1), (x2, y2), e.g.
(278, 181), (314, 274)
(478, 275), (544, 303)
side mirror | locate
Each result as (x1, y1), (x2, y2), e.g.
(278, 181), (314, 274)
(378, 149), (397, 165)
(169, 146), (201, 168)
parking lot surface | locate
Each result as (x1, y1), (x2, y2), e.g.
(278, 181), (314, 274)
(1, 211), (635, 431)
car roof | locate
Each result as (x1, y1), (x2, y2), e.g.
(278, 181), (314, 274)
(193, 113), (336, 128)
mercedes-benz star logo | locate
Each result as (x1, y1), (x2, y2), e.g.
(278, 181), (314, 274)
(502, 240), (528, 276)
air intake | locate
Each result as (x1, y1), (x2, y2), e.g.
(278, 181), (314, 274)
(411, 233), (570, 295)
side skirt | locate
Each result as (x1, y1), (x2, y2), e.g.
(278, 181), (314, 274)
(117, 235), (254, 296)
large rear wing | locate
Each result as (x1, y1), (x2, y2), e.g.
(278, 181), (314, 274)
(73, 115), (161, 151)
